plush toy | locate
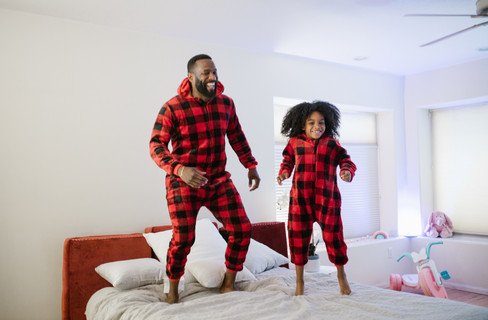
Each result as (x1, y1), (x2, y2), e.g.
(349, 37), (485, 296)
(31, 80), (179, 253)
(424, 211), (453, 238)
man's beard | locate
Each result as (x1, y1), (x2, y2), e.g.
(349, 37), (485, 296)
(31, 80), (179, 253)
(195, 78), (217, 98)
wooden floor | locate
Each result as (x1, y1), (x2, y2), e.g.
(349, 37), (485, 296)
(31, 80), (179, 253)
(388, 286), (488, 308)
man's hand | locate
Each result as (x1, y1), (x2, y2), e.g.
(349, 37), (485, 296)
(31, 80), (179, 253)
(178, 166), (208, 188)
(276, 172), (290, 186)
(340, 170), (352, 182)
(248, 168), (261, 191)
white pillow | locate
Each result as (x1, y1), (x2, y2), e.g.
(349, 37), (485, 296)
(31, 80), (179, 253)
(143, 219), (227, 264)
(95, 258), (165, 290)
(142, 229), (173, 263)
(243, 239), (290, 274)
(187, 218), (228, 263)
(186, 259), (256, 288)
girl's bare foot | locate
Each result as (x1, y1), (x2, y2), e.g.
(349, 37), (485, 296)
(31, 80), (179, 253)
(338, 274), (351, 295)
(220, 270), (238, 294)
(295, 265), (305, 296)
(295, 280), (305, 296)
(337, 266), (351, 295)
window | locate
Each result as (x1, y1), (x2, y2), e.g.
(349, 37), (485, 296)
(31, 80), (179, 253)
(338, 144), (380, 239)
(431, 103), (488, 235)
(274, 103), (380, 239)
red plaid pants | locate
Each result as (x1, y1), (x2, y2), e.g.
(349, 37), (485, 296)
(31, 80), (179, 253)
(165, 177), (251, 280)
(288, 201), (348, 267)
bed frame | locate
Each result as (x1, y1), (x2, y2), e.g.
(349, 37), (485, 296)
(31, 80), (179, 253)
(62, 221), (288, 320)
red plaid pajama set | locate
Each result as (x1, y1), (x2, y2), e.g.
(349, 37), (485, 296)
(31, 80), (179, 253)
(279, 134), (356, 267)
(150, 78), (257, 280)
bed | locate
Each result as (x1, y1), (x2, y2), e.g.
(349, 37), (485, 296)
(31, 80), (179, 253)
(62, 220), (488, 320)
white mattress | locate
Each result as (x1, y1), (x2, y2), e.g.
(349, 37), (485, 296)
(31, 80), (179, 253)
(86, 267), (488, 320)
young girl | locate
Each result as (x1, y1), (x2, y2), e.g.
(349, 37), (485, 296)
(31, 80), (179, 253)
(276, 101), (356, 296)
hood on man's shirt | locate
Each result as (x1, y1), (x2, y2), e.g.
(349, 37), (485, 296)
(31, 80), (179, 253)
(177, 78), (225, 100)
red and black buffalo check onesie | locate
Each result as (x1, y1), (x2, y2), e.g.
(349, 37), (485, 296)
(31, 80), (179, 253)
(150, 78), (257, 280)
(279, 133), (356, 267)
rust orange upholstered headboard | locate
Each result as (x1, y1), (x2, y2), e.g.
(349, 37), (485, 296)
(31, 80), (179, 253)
(62, 232), (160, 320)
(62, 222), (287, 320)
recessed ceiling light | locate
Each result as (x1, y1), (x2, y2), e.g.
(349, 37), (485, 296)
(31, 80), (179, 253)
(476, 47), (488, 52)
(354, 56), (368, 61)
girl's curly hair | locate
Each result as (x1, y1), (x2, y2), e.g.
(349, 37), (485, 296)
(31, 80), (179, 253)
(280, 100), (341, 139)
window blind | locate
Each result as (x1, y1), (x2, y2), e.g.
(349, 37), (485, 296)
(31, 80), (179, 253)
(274, 142), (293, 224)
(338, 144), (380, 239)
(431, 103), (488, 235)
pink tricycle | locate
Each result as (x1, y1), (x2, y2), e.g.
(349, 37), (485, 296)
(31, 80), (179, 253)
(390, 241), (450, 299)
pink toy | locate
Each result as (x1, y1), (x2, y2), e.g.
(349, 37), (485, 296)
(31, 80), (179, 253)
(424, 211), (453, 238)
(390, 242), (450, 299)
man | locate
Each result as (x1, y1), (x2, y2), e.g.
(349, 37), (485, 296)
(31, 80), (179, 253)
(149, 54), (261, 304)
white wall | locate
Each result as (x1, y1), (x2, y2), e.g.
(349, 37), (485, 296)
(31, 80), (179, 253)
(377, 111), (400, 237)
(0, 8), (405, 320)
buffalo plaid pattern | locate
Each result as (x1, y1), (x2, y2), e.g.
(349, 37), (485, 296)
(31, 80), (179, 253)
(150, 78), (257, 179)
(165, 178), (251, 280)
(150, 78), (257, 280)
(279, 134), (356, 267)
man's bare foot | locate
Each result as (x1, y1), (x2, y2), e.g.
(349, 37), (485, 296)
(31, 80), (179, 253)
(165, 279), (180, 304)
(164, 292), (179, 304)
(337, 266), (351, 295)
(220, 282), (238, 293)
(220, 270), (238, 294)
(295, 280), (305, 296)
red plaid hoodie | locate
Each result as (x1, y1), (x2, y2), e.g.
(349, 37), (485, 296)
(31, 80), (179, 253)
(150, 78), (257, 182)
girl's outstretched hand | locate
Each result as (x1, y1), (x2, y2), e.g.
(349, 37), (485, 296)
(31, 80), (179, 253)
(340, 170), (352, 182)
(276, 172), (290, 185)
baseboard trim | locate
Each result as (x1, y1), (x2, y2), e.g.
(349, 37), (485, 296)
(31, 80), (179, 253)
(443, 282), (488, 295)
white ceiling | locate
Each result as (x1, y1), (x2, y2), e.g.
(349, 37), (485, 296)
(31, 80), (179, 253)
(1, 0), (487, 75)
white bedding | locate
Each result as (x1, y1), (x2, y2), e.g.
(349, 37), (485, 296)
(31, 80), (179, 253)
(86, 268), (488, 320)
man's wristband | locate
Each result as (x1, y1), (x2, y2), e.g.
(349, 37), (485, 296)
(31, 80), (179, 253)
(178, 166), (185, 177)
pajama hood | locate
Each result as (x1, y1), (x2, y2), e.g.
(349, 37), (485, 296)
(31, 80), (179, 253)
(177, 78), (225, 99)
